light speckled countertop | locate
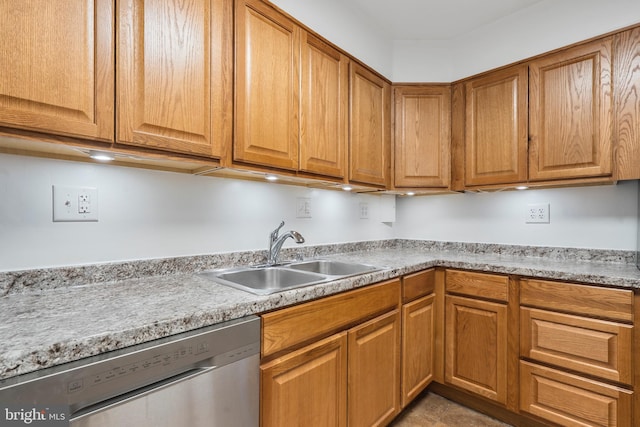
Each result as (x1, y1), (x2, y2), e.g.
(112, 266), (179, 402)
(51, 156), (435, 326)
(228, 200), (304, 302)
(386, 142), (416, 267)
(1, 240), (639, 382)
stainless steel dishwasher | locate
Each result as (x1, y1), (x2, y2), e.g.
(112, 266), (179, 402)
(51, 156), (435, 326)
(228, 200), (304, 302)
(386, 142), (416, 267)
(0, 315), (260, 427)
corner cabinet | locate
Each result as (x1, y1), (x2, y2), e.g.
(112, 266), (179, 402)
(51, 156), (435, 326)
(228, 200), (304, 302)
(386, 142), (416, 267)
(350, 63), (392, 187)
(0, 0), (115, 141)
(393, 85), (451, 189)
(116, 0), (232, 158)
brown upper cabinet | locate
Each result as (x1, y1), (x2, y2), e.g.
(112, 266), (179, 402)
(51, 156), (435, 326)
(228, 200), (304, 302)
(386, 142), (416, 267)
(235, 0), (349, 179)
(393, 85), (451, 189)
(117, 0), (232, 159)
(299, 33), (349, 178)
(350, 63), (392, 187)
(464, 65), (528, 187)
(614, 27), (640, 181)
(460, 37), (614, 188)
(0, 0), (115, 141)
(529, 38), (613, 181)
(234, 0), (300, 170)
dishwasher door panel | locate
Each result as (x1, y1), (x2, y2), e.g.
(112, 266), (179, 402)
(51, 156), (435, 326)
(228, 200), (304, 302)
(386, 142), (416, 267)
(71, 354), (258, 427)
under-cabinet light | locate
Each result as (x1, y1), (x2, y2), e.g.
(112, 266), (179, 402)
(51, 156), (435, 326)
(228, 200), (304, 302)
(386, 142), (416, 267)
(265, 174), (279, 182)
(342, 185), (352, 191)
(88, 151), (115, 162)
(515, 186), (529, 190)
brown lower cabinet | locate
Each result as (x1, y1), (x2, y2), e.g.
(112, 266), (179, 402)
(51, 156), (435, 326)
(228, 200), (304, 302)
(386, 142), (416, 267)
(260, 279), (402, 427)
(260, 269), (637, 426)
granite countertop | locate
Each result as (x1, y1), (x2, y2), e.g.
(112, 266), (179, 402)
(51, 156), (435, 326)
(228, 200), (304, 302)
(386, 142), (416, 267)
(1, 241), (639, 383)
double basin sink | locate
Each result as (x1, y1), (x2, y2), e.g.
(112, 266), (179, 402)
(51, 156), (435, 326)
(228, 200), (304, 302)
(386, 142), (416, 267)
(199, 260), (382, 295)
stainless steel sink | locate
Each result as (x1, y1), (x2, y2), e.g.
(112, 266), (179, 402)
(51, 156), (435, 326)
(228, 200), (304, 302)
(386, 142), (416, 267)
(199, 266), (328, 295)
(199, 259), (382, 295)
(286, 259), (379, 277)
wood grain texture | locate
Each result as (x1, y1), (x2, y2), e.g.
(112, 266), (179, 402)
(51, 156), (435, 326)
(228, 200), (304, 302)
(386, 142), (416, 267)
(402, 268), (435, 303)
(348, 310), (401, 427)
(465, 65), (528, 186)
(520, 361), (632, 426)
(401, 294), (435, 408)
(349, 62), (391, 187)
(520, 278), (633, 323)
(445, 294), (508, 405)
(0, 0), (114, 141)
(393, 85), (451, 188)
(450, 82), (466, 192)
(521, 307), (633, 385)
(261, 279), (400, 358)
(614, 27), (640, 181)
(299, 32), (348, 178)
(117, 0), (231, 158)
(234, 0), (299, 169)
(445, 269), (509, 302)
(261, 332), (347, 427)
(529, 38), (613, 181)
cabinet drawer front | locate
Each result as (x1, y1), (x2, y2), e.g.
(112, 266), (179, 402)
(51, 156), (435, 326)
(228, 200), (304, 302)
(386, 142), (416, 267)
(520, 279), (633, 322)
(261, 279), (400, 358)
(521, 308), (633, 385)
(520, 361), (632, 427)
(402, 269), (435, 303)
(445, 270), (508, 302)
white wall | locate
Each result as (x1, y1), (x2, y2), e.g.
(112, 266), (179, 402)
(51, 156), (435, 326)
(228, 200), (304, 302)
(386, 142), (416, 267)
(394, 181), (639, 251)
(393, 0), (640, 82)
(269, 0), (393, 78)
(0, 154), (394, 271)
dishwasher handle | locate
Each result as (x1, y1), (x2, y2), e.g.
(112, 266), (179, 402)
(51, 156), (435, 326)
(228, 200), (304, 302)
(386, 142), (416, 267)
(70, 366), (217, 423)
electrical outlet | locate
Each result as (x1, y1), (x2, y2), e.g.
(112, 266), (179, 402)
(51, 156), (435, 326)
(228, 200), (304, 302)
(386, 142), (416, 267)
(53, 185), (98, 222)
(296, 197), (312, 218)
(525, 203), (550, 224)
(359, 202), (369, 219)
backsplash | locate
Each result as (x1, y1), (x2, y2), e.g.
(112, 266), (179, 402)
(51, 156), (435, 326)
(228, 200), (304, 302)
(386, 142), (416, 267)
(1, 239), (636, 297)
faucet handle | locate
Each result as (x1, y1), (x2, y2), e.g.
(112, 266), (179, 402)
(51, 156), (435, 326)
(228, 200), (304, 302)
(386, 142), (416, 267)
(270, 220), (285, 241)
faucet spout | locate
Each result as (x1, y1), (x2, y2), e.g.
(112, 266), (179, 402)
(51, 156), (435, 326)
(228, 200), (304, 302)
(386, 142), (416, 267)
(267, 221), (305, 265)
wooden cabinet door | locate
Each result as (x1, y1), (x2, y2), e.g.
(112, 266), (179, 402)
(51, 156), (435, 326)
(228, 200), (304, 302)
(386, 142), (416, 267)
(464, 65), (528, 186)
(235, 0), (299, 170)
(349, 63), (391, 187)
(614, 27), (640, 181)
(261, 332), (347, 427)
(445, 294), (508, 405)
(348, 310), (400, 427)
(394, 85), (451, 188)
(0, 0), (114, 141)
(117, 0), (231, 158)
(299, 32), (349, 178)
(401, 294), (435, 408)
(529, 38), (613, 181)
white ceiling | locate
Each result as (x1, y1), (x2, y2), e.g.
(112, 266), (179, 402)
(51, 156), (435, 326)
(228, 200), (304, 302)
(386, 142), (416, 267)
(344, 0), (543, 40)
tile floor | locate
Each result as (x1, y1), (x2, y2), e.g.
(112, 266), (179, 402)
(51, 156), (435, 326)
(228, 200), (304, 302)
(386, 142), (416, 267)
(390, 392), (511, 427)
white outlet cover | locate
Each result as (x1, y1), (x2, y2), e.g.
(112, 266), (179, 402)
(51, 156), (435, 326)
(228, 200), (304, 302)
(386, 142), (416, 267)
(359, 202), (369, 219)
(53, 185), (98, 222)
(296, 197), (312, 218)
(525, 203), (550, 224)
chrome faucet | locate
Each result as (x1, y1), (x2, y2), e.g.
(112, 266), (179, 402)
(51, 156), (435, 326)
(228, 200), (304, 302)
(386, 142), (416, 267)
(267, 221), (305, 265)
